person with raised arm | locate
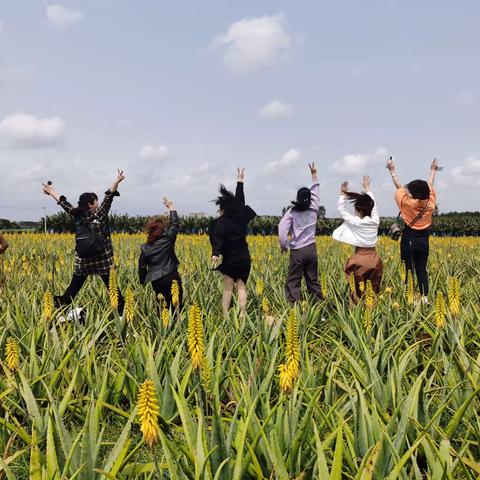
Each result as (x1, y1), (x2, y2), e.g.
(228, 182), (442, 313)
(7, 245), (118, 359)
(209, 168), (256, 318)
(42, 170), (126, 319)
(278, 163), (323, 304)
(386, 158), (439, 303)
(332, 175), (383, 300)
(138, 197), (182, 311)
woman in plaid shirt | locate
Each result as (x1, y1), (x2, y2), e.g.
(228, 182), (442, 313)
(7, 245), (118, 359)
(42, 170), (125, 316)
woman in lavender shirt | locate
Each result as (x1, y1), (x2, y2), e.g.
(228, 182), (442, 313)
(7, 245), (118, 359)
(278, 163), (323, 304)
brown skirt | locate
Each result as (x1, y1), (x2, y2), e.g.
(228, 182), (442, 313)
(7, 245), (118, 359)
(345, 247), (383, 299)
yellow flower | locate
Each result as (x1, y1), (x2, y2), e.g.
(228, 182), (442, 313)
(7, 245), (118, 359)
(162, 305), (169, 329)
(406, 271), (414, 305)
(448, 277), (461, 316)
(435, 291), (446, 328)
(278, 363), (294, 392)
(365, 280), (375, 309)
(171, 280), (180, 308)
(256, 279), (264, 297)
(392, 302), (400, 310)
(359, 281), (365, 294)
(384, 287), (393, 295)
(279, 309), (300, 393)
(321, 272), (328, 298)
(124, 286), (135, 322)
(363, 307), (372, 334)
(261, 296), (270, 316)
(5, 337), (19, 371)
(43, 290), (54, 321)
(137, 380), (160, 447)
(187, 303), (205, 370)
(348, 272), (356, 298)
(109, 268), (119, 311)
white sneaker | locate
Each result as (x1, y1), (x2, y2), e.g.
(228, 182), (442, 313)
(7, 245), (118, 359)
(66, 307), (86, 322)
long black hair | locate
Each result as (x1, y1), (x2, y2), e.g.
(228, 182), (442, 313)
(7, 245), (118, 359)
(291, 187), (311, 211)
(70, 192), (98, 217)
(345, 192), (374, 217)
(214, 184), (241, 215)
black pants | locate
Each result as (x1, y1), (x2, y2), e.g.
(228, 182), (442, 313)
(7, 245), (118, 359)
(285, 243), (323, 304)
(151, 270), (183, 310)
(55, 273), (125, 315)
(400, 228), (430, 295)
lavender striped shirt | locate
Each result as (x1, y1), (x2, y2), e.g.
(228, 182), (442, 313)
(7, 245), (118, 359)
(278, 182), (320, 251)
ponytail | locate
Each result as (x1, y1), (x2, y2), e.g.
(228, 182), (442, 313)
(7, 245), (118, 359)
(291, 187), (311, 212)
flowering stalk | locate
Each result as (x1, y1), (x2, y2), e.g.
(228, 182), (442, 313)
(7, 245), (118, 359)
(43, 290), (54, 321)
(137, 380), (160, 447)
(278, 309), (300, 393)
(171, 280), (180, 308)
(124, 286), (135, 322)
(5, 337), (19, 371)
(406, 271), (414, 306)
(448, 277), (461, 316)
(188, 303), (205, 370)
(435, 292), (446, 328)
(109, 268), (119, 311)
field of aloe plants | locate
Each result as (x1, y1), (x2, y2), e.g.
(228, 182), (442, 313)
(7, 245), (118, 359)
(1, 233), (480, 479)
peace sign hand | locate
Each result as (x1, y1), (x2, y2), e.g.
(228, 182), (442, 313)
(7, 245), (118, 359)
(309, 162), (318, 181)
(237, 167), (245, 182)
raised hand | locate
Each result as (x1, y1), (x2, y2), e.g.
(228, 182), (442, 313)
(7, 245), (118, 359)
(162, 197), (174, 210)
(431, 158), (440, 171)
(237, 167), (245, 182)
(340, 181), (349, 194)
(362, 175), (371, 192)
(309, 162), (317, 176)
(115, 169), (125, 184)
(386, 157), (395, 172)
(42, 181), (55, 196)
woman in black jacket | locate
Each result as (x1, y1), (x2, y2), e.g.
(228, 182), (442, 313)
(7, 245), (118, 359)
(209, 168), (256, 318)
(138, 197), (182, 310)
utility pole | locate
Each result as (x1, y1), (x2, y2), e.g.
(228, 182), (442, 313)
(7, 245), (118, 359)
(43, 206), (47, 234)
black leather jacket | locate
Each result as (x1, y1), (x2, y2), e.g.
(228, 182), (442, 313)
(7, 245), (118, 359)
(138, 211), (180, 285)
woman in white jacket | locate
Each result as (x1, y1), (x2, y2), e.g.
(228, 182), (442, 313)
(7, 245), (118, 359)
(332, 175), (383, 300)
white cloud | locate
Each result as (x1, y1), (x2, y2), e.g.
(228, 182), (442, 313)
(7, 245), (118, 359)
(46, 4), (84, 29)
(453, 89), (477, 107)
(139, 144), (169, 162)
(451, 155), (480, 186)
(265, 148), (301, 173)
(332, 153), (369, 174)
(332, 147), (389, 174)
(0, 113), (66, 148)
(211, 13), (293, 74)
(259, 99), (293, 119)
(132, 145), (170, 185)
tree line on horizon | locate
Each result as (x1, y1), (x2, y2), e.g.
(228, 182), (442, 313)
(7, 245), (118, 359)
(2, 209), (480, 236)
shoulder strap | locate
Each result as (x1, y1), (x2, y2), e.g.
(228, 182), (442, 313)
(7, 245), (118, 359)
(409, 200), (429, 228)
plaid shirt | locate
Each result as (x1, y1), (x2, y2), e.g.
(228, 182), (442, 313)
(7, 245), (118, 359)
(58, 190), (119, 275)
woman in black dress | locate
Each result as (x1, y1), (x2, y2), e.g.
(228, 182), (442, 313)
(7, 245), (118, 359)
(209, 168), (256, 318)
(42, 170), (125, 318)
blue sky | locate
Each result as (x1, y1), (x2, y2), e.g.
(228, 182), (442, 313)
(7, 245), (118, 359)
(0, 0), (479, 220)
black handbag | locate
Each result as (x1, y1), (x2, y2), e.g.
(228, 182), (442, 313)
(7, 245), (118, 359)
(389, 201), (429, 241)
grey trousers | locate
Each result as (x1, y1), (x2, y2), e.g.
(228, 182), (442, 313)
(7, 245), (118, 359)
(285, 243), (323, 303)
